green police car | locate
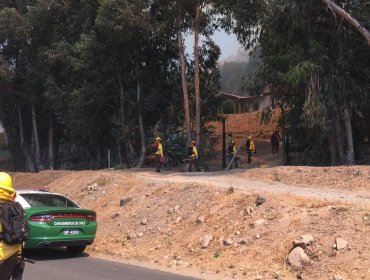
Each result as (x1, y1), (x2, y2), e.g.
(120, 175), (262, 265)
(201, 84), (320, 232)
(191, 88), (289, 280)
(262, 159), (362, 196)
(15, 190), (97, 254)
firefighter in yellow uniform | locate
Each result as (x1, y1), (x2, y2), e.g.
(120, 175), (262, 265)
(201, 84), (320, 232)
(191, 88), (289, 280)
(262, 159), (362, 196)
(0, 172), (22, 280)
(188, 141), (198, 172)
(246, 136), (256, 164)
(154, 137), (164, 172)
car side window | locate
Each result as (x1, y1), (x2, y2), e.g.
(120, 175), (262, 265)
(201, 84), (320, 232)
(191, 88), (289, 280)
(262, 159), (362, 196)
(20, 194), (78, 208)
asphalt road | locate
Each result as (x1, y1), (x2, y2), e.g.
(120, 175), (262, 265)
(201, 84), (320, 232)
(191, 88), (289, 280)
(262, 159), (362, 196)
(23, 249), (200, 280)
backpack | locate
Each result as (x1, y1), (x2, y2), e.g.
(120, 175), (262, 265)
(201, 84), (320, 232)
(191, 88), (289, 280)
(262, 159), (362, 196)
(0, 201), (29, 245)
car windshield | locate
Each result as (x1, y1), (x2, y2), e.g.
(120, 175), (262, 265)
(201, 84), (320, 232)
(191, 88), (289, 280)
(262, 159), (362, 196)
(20, 193), (78, 208)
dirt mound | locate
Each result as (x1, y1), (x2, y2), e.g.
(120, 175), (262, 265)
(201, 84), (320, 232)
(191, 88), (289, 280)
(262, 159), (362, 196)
(208, 109), (281, 140)
(11, 169), (370, 280)
(240, 165), (370, 191)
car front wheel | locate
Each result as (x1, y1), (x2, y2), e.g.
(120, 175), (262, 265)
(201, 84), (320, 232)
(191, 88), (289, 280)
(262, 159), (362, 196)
(67, 245), (87, 254)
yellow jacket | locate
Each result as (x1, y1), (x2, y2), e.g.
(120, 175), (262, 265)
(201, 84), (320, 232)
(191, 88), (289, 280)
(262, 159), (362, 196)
(0, 188), (21, 261)
(249, 140), (255, 152)
(192, 146), (198, 159)
(155, 143), (163, 157)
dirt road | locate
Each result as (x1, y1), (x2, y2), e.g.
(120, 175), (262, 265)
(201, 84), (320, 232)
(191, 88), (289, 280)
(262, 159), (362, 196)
(24, 249), (200, 280)
(12, 167), (370, 280)
(137, 169), (370, 205)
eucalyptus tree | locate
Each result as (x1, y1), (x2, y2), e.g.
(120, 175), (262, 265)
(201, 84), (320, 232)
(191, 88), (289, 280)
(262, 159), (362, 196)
(254, 0), (370, 165)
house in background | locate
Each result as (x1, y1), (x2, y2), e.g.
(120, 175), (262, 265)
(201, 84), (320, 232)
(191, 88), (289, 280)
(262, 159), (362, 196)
(216, 86), (273, 114)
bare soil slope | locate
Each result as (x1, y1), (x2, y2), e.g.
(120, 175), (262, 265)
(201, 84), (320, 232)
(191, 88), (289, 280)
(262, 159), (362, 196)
(11, 167), (370, 280)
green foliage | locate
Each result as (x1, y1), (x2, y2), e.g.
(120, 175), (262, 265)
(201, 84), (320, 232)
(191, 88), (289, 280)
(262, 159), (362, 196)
(0, 0), (221, 170)
(251, 0), (370, 165)
(164, 129), (187, 164)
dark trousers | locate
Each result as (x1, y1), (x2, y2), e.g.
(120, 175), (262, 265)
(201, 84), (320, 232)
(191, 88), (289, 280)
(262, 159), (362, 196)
(271, 142), (279, 154)
(247, 150), (252, 164)
(155, 156), (162, 172)
(227, 154), (238, 168)
(0, 253), (18, 280)
(188, 159), (198, 172)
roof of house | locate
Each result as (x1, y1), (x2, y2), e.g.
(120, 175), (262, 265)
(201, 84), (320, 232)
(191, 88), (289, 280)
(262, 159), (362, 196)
(216, 86), (272, 101)
(215, 92), (252, 100)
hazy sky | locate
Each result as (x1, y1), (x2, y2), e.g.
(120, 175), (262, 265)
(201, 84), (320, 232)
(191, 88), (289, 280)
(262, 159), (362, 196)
(185, 29), (245, 62)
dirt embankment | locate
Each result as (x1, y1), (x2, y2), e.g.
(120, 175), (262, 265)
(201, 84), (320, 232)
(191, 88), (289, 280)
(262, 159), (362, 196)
(241, 165), (370, 191)
(12, 169), (370, 280)
(207, 109), (281, 141)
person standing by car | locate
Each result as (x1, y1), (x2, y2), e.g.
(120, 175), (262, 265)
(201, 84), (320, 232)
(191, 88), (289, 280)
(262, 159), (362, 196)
(0, 172), (24, 280)
(153, 137), (164, 172)
(245, 136), (256, 164)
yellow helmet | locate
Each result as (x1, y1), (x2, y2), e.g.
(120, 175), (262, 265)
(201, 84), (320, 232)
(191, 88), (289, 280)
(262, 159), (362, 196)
(0, 172), (14, 193)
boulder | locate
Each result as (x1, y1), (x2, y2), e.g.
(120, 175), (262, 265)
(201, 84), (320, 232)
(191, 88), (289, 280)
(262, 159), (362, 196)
(238, 238), (248, 245)
(288, 247), (310, 269)
(301, 234), (314, 245)
(200, 234), (213, 249)
(174, 217), (182, 224)
(223, 238), (234, 246)
(255, 195), (266, 206)
(250, 219), (265, 228)
(335, 238), (348, 250)
(119, 197), (133, 207)
(111, 213), (120, 219)
(196, 216), (206, 224)
(127, 232), (137, 240)
(293, 239), (306, 249)
(244, 207), (254, 216)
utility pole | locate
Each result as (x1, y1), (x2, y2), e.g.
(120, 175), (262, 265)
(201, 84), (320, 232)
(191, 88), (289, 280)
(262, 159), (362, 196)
(222, 117), (226, 169)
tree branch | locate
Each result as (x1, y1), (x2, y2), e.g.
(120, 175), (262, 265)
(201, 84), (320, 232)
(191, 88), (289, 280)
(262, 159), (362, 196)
(321, 0), (370, 46)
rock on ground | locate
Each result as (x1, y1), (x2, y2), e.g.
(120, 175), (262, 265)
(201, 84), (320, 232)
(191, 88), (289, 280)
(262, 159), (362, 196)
(335, 238), (348, 250)
(200, 234), (213, 249)
(288, 247), (311, 269)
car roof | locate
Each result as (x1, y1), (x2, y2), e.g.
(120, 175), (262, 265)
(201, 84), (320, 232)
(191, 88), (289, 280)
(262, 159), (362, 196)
(16, 190), (61, 196)
(16, 190), (80, 209)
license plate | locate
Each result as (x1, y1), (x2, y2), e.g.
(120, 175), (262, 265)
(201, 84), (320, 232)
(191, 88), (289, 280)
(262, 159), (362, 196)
(63, 229), (80, 235)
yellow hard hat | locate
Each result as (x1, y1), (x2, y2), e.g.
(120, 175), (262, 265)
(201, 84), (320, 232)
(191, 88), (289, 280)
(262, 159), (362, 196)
(0, 172), (14, 193)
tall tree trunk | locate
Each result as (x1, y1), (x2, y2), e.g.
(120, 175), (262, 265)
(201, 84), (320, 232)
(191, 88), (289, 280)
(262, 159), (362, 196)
(136, 79), (146, 167)
(0, 99), (9, 147)
(48, 112), (54, 169)
(334, 107), (345, 163)
(194, 0), (201, 148)
(117, 143), (123, 165)
(176, 0), (192, 145)
(126, 129), (136, 167)
(343, 105), (355, 164)
(117, 74), (135, 166)
(18, 105), (34, 171)
(117, 74), (127, 164)
(31, 103), (43, 170)
(281, 107), (286, 165)
(327, 132), (338, 166)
